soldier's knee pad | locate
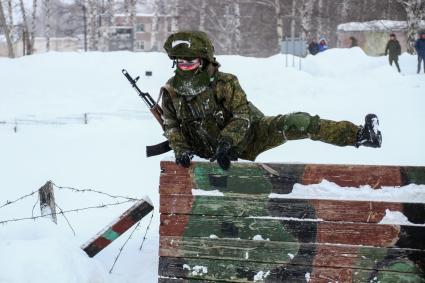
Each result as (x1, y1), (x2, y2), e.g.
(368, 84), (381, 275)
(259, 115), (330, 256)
(283, 112), (313, 133)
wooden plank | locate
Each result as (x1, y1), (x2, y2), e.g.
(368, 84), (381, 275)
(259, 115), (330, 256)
(158, 257), (425, 283)
(81, 199), (153, 257)
(160, 195), (425, 224)
(160, 214), (425, 250)
(160, 236), (425, 272)
(301, 164), (403, 188)
(158, 278), (225, 283)
(159, 162), (425, 196)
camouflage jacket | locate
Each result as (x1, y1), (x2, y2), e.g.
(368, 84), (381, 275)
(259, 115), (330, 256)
(161, 69), (263, 159)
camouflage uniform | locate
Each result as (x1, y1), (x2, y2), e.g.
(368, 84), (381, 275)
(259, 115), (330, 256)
(161, 64), (359, 161)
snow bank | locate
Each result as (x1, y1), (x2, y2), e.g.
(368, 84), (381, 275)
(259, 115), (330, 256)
(0, 219), (108, 283)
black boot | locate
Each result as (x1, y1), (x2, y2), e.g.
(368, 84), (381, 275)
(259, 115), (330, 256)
(356, 114), (382, 148)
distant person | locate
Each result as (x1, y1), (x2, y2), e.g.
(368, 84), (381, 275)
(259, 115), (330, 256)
(318, 37), (328, 52)
(385, 33), (401, 73)
(349, 36), (358, 48)
(415, 30), (425, 74)
(308, 39), (320, 55)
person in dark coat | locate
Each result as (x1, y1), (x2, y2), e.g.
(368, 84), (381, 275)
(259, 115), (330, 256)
(349, 36), (358, 48)
(415, 31), (425, 74)
(308, 39), (320, 55)
(385, 33), (401, 73)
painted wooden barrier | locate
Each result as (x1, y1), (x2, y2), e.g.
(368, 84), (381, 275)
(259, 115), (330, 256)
(82, 198), (153, 257)
(158, 161), (425, 282)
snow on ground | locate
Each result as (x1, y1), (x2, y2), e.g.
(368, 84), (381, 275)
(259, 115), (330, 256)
(1, 47), (425, 282)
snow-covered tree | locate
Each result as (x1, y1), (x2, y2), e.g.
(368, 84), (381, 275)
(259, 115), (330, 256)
(150, 0), (158, 51)
(7, 0), (13, 39)
(253, 0), (284, 51)
(19, 0), (31, 54)
(0, 0), (15, 57)
(300, 0), (315, 40)
(43, 0), (51, 51)
(87, 0), (98, 50)
(395, 0), (425, 53)
(30, 0), (38, 54)
(204, 0), (241, 54)
(129, 0), (135, 51)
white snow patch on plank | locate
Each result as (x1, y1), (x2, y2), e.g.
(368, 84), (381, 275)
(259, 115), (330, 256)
(379, 209), (425, 226)
(192, 189), (224, 196)
(269, 180), (425, 203)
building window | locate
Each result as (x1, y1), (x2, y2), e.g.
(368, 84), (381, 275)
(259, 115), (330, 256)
(136, 41), (145, 51)
(136, 24), (145, 32)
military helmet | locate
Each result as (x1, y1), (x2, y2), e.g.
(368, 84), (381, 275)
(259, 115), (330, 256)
(164, 31), (215, 62)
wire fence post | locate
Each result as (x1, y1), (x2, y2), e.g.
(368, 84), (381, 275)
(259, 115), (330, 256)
(39, 181), (57, 224)
(84, 113), (88, 124)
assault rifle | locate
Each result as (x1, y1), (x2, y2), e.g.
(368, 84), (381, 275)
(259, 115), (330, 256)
(122, 69), (172, 157)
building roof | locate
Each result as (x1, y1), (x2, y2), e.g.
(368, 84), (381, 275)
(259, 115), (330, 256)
(338, 20), (425, 32)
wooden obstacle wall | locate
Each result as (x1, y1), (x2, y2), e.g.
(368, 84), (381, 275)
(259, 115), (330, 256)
(158, 161), (425, 282)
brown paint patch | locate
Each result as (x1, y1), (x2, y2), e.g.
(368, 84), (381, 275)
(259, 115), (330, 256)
(309, 267), (353, 283)
(317, 222), (401, 247)
(160, 214), (190, 237)
(160, 195), (193, 214)
(310, 200), (403, 223)
(303, 164), (403, 188)
(159, 161), (194, 239)
(159, 162), (194, 195)
(111, 216), (134, 234)
(311, 245), (357, 282)
(159, 237), (183, 257)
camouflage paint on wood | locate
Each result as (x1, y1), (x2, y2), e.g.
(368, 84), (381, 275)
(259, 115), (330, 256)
(160, 214), (425, 249)
(161, 195), (425, 224)
(159, 257), (425, 283)
(158, 161), (425, 282)
(159, 161), (425, 195)
(160, 236), (425, 271)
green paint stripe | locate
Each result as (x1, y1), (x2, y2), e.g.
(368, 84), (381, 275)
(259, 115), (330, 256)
(102, 228), (120, 241)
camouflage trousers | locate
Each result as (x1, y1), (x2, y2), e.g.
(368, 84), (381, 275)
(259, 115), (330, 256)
(240, 112), (359, 161)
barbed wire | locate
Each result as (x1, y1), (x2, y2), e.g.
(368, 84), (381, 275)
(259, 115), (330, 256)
(0, 199), (135, 225)
(55, 201), (76, 236)
(51, 182), (138, 201)
(139, 211), (154, 251)
(109, 210), (155, 274)
(0, 111), (151, 128)
(0, 189), (39, 209)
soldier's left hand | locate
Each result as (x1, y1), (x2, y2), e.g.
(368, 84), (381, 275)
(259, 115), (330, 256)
(216, 141), (232, 170)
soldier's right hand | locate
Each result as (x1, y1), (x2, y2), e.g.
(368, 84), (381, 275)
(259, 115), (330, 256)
(176, 151), (193, 168)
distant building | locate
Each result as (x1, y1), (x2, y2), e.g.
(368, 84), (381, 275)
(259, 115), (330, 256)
(337, 20), (425, 56)
(107, 13), (173, 52)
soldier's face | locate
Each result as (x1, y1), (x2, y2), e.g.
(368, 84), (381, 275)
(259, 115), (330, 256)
(177, 58), (201, 71)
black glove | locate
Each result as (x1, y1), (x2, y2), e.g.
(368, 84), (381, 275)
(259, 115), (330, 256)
(175, 151), (193, 168)
(215, 141), (232, 170)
